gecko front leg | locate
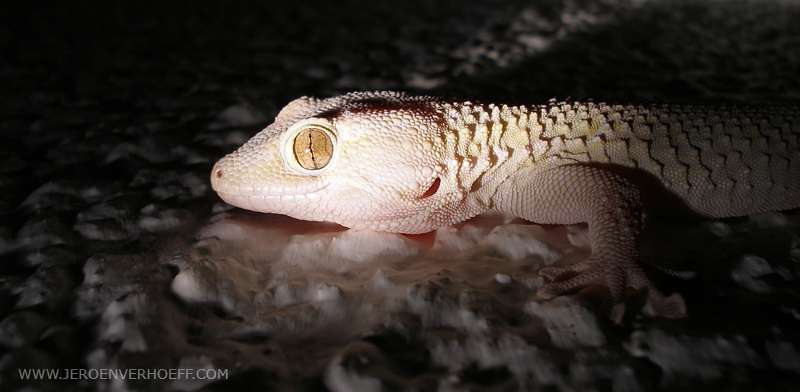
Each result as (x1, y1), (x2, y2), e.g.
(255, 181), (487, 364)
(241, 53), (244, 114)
(492, 165), (687, 319)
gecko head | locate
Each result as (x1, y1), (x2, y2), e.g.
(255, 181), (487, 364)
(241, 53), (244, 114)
(211, 92), (466, 234)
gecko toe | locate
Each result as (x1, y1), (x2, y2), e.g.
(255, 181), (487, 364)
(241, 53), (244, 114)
(537, 264), (621, 300)
(537, 281), (572, 299)
(539, 263), (592, 280)
(537, 257), (685, 319)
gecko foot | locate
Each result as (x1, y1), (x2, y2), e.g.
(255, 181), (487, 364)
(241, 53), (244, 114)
(537, 257), (687, 319)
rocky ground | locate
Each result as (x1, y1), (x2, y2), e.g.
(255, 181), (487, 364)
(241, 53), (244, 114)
(2, 0), (800, 391)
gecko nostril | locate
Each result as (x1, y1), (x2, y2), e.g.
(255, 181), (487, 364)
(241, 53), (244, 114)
(216, 170), (223, 178)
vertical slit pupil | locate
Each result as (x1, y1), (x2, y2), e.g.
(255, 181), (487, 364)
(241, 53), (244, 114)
(293, 127), (334, 170)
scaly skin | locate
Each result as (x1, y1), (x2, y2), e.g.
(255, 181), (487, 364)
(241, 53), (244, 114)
(210, 91), (800, 318)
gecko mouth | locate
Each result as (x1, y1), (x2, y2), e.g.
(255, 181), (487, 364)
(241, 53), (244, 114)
(213, 182), (330, 198)
(214, 183), (330, 214)
(211, 164), (329, 198)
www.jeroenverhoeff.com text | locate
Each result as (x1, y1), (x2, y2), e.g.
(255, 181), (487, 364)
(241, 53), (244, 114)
(18, 368), (229, 381)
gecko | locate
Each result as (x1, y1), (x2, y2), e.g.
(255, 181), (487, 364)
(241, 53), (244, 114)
(210, 91), (800, 318)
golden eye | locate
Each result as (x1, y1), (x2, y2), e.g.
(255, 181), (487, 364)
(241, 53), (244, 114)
(293, 126), (334, 170)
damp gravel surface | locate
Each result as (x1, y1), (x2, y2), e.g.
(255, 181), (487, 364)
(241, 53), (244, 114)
(2, 0), (800, 391)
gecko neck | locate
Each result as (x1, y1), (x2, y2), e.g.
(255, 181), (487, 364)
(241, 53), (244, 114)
(433, 100), (545, 210)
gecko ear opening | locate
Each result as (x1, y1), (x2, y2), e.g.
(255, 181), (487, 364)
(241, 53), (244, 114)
(420, 177), (441, 198)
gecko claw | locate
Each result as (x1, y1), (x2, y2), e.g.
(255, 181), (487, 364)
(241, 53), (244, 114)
(537, 258), (688, 319)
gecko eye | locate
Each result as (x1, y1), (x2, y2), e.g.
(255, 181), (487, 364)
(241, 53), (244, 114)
(293, 126), (334, 170)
